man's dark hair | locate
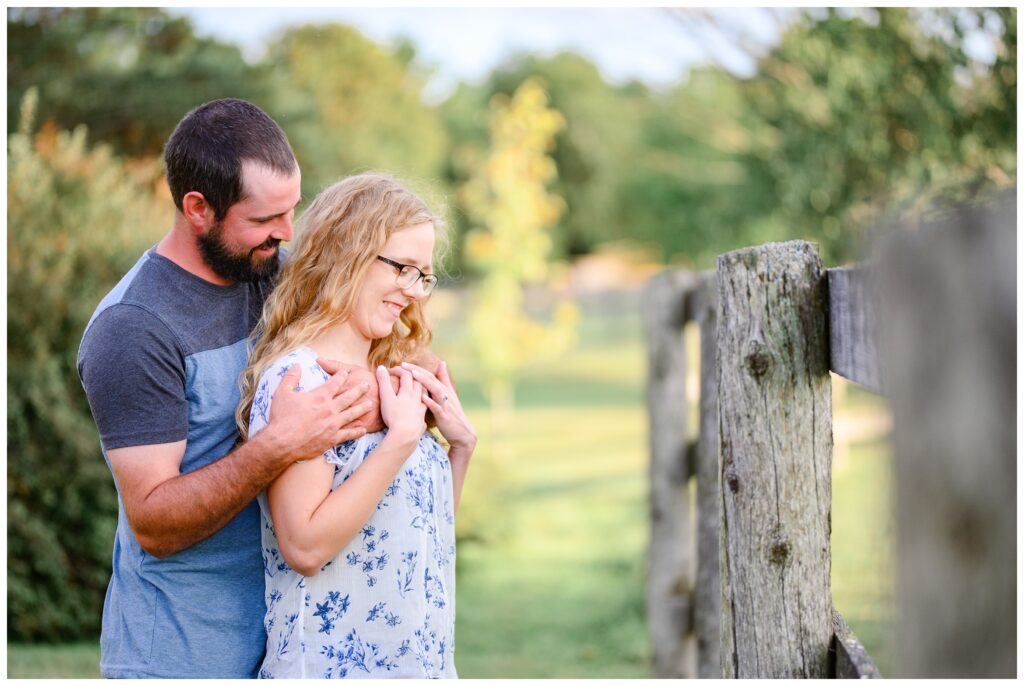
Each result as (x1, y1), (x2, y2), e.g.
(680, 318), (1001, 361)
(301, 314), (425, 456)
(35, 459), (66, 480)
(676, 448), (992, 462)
(163, 99), (297, 220)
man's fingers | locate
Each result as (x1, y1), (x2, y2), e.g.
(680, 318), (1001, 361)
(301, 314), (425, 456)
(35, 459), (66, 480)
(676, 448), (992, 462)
(335, 426), (367, 444)
(410, 348), (443, 376)
(334, 383), (370, 411)
(320, 366), (353, 397)
(336, 400), (374, 429)
(316, 356), (344, 375)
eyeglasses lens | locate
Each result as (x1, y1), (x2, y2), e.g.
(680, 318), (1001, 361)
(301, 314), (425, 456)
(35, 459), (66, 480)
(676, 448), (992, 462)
(396, 267), (437, 294)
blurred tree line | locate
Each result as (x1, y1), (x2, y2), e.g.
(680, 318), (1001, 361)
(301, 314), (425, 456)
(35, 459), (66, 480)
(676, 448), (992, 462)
(7, 6), (1015, 640)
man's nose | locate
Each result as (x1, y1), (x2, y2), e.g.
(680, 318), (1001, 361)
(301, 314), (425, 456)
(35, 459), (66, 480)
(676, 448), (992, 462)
(271, 215), (294, 242)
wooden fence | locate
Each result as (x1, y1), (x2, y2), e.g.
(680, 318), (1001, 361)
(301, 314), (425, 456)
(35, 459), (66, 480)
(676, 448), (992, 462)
(644, 195), (1015, 678)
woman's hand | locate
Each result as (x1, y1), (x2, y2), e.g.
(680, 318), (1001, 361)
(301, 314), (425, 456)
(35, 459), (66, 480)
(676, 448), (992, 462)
(376, 365), (426, 449)
(397, 361), (477, 452)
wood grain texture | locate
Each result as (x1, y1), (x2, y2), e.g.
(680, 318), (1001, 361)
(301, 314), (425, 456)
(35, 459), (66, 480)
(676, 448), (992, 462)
(693, 271), (723, 678)
(716, 241), (833, 678)
(831, 609), (882, 678)
(643, 269), (697, 678)
(878, 196), (1016, 677)
(827, 266), (883, 394)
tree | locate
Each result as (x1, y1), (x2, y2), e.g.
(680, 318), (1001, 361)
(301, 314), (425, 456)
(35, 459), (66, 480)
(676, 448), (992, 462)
(7, 90), (171, 640)
(441, 51), (770, 267)
(613, 66), (778, 266)
(461, 79), (579, 453)
(444, 53), (648, 261)
(7, 8), (272, 157)
(736, 8), (1016, 261)
(264, 23), (449, 201)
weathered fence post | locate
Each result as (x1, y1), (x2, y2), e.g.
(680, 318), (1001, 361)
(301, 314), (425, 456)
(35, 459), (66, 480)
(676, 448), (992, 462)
(716, 241), (833, 678)
(878, 197), (1016, 677)
(831, 609), (882, 678)
(693, 272), (721, 678)
(828, 266), (883, 394)
(643, 269), (697, 678)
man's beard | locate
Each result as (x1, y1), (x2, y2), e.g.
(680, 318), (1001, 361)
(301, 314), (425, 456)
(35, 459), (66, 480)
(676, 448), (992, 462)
(197, 220), (281, 283)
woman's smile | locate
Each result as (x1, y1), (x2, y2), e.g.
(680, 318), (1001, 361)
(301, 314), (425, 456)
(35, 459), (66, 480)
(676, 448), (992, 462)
(383, 299), (406, 318)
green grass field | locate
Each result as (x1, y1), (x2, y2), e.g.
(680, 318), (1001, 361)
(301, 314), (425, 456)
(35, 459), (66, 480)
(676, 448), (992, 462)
(7, 295), (895, 678)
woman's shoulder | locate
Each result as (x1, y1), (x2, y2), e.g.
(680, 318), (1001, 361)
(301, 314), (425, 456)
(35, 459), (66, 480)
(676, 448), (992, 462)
(253, 346), (329, 404)
(249, 346), (326, 432)
(259, 346), (326, 386)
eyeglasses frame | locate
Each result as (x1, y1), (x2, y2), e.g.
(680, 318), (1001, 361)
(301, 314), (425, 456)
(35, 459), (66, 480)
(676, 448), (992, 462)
(376, 255), (438, 295)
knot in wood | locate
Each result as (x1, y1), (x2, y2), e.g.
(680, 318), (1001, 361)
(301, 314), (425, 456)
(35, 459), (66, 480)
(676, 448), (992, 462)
(727, 474), (740, 493)
(769, 538), (791, 566)
(744, 341), (772, 380)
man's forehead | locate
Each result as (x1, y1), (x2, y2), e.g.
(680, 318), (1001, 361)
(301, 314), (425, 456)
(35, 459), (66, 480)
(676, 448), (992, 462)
(240, 159), (300, 186)
(238, 160), (301, 205)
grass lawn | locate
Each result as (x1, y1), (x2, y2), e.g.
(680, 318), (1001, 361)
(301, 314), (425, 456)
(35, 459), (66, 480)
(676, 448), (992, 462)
(7, 643), (102, 678)
(830, 434), (897, 676)
(7, 293), (896, 678)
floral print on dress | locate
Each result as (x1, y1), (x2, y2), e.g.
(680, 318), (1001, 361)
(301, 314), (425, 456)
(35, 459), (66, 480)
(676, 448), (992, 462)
(250, 347), (457, 678)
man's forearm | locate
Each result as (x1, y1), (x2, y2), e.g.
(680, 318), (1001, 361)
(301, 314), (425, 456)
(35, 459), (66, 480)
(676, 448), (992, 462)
(131, 433), (287, 557)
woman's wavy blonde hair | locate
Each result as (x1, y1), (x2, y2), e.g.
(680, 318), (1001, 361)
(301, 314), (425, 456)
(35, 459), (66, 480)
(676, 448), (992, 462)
(236, 172), (445, 440)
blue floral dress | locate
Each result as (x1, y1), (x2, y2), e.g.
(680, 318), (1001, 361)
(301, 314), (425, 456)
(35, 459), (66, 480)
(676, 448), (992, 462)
(249, 347), (457, 679)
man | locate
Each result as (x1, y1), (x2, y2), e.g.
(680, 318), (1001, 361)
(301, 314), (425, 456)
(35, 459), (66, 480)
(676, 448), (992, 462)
(77, 99), (379, 678)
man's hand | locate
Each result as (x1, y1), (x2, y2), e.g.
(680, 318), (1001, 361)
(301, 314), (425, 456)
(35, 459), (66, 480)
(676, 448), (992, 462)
(317, 358), (392, 433)
(262, 364), (371, 464)
(409, 348), (443, 377)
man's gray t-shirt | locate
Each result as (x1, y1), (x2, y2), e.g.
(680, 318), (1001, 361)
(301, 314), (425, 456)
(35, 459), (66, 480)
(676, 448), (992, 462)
(77, 248), (274, 678)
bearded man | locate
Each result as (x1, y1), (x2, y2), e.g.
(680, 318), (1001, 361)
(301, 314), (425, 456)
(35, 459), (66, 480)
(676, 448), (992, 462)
(77, 99), (379, 678)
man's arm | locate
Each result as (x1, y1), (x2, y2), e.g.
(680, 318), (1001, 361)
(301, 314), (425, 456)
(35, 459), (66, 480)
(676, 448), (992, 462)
(107, 365), (372, 558)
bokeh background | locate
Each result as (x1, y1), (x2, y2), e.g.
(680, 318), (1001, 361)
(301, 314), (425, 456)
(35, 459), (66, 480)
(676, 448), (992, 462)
(7, 7), (1015, 678)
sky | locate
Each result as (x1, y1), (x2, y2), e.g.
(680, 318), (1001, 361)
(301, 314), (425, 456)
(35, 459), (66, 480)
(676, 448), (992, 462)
(170, 7), (791, 102)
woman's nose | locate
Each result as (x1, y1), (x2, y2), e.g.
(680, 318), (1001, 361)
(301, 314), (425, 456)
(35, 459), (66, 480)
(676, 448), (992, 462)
(402, 278), (426, 300)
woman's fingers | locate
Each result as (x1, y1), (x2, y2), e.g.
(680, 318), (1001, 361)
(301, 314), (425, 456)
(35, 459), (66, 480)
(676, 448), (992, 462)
(376, 365), (396, 400)
(421, 392), (445, 416)
(399, 361), (449, 399)
(395, 368), (417, 397)
(439, 360), (457, 392)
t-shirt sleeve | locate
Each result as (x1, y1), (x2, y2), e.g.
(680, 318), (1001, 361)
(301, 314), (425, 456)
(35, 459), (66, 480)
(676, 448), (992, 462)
(77, 304), (188, 450)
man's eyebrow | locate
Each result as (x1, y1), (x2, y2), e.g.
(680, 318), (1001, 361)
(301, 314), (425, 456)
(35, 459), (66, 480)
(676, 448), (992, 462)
(250, 199), (300, 223)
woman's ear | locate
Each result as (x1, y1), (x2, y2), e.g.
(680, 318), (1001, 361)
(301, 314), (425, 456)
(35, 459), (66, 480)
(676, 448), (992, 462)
(181, 191), (216, 233)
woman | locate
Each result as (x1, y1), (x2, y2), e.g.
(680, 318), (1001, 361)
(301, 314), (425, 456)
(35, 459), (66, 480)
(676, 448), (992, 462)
(236, 173), (475, 678)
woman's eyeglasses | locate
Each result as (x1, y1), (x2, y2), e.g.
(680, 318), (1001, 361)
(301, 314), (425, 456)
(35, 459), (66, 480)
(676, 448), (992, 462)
(376, 256), (438, 295)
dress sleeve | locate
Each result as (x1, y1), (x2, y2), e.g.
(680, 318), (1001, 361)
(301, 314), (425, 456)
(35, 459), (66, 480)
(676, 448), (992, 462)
(247, 350), (336, 455)
(77, 304), (187, 450)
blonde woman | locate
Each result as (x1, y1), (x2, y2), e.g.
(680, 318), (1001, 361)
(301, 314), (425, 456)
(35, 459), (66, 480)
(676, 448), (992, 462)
(236, 173), (475, 678)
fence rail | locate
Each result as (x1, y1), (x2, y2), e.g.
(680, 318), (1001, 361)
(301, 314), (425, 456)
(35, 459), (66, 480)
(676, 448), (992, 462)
(645, 194), (1015, 678)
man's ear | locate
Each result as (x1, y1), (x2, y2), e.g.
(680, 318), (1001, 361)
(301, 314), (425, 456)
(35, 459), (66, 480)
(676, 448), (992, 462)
(181, 191), (216, 233)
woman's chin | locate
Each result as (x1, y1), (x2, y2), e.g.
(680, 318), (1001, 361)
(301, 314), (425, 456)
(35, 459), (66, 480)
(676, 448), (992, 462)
(369, 322), (398, 339)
